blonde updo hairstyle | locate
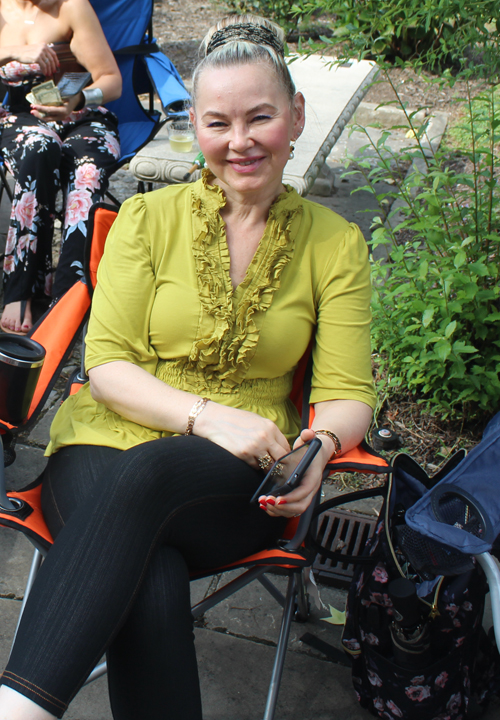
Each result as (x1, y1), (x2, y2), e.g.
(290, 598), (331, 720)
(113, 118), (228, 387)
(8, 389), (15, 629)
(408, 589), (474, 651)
(191, 14), (296, 108)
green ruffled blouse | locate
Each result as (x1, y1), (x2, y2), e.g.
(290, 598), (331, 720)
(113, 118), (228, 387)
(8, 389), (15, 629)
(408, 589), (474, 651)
(46, 172), (376, 455)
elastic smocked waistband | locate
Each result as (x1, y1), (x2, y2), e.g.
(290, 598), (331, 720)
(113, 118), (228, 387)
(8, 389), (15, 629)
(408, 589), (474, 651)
(156, 361), (294, 406)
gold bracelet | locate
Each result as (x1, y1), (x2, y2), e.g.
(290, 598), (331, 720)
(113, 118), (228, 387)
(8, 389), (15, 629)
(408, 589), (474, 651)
(184, 397), (209, 435)
(314, 429), (342, 457)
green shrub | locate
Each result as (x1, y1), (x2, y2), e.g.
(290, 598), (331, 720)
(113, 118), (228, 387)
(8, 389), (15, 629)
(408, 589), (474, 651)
(293, 0), (499, 74)
(214, 0), (298, 32)
(357, 77), (500, 418)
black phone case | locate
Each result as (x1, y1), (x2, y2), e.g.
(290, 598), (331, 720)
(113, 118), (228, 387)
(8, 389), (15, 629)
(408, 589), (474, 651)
(250, 437), (322, 504)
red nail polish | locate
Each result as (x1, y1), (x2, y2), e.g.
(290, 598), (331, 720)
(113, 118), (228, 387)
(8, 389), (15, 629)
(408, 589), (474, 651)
(259, 504), (267, 510)
(277, 498), (287, 505)
(266, 498), (275, 506)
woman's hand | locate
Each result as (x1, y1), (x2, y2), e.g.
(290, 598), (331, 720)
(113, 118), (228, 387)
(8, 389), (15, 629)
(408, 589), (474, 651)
(30, 92), (83, 122)
(257, 399), (373, 518)
(258, 428), (330, 518)
(8, 43), (59, 76)
(194, 402), (291, 469)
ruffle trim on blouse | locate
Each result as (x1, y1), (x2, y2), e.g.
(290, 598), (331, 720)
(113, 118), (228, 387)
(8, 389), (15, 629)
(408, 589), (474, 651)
(186, 170), (303, 393)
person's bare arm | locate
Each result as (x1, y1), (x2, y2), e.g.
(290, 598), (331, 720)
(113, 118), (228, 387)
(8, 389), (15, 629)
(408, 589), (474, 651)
(30, 0), (121, 121)
(258, 398), (373, 517)
(66, 0), (121, 102)
(88, 361), (290, 468)
(0, 42), (59, 75)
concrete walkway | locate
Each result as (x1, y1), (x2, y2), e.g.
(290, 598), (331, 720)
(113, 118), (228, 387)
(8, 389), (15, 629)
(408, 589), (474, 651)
(1, 103), (500, 719)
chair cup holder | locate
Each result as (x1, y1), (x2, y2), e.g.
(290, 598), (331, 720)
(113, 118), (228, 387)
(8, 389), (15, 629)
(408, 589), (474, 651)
(0, 334), (45, 426)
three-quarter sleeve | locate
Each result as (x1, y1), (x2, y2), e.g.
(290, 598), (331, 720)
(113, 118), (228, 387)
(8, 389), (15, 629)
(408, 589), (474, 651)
(85, 194), (159, 376)
(310, 222), (376, 409)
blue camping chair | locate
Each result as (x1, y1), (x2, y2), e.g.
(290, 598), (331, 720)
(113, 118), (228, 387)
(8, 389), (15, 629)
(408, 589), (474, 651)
(90, 0), (190, 177)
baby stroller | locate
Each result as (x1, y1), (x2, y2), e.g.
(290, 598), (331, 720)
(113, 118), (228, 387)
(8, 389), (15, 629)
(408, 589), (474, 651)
(307, 412), (500, 719)
(405, 411), (500, 652)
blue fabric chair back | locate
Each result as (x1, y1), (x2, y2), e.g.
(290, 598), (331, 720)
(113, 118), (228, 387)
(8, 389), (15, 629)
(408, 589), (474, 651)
(406, 411), (500, 555)
(89, 0), (190, 164)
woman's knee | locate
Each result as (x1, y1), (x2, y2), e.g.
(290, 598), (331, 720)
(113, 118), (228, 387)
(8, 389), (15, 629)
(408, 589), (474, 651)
(10, 127), (62, 175)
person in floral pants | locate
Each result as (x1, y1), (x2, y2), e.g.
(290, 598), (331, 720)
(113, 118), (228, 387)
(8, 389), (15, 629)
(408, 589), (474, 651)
(1, 108), (120, 330)
(0, 0), (122, 334)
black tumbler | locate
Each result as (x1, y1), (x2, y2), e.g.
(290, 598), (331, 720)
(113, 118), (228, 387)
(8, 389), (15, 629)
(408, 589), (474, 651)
(0, 334), (46, 425)
(388, 577), (432, 670)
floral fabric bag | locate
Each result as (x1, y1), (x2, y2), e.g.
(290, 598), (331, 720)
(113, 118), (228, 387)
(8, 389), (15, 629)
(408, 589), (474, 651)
(310, 452), (500, 719)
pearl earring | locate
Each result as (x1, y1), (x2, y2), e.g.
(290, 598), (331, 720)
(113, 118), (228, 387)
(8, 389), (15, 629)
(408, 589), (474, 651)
(289, 143), (295, 160)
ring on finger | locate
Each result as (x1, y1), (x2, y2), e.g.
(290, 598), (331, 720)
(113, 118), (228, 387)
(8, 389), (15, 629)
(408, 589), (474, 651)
(270, 461), (284, 476)
(258, 453), (274, 471)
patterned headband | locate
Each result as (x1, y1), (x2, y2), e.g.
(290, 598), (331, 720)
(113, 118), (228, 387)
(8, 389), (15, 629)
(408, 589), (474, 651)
(206, 23), (285, 58)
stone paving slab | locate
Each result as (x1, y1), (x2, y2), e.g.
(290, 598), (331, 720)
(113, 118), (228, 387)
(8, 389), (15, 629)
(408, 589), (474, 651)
(191, 571), (347, 659)
(0, 528), (33, 598)
(4, 445), (46, 491)
(196, 627), (363, 720)
(2, 537), (500, 718)
(25, 394), (62, 449)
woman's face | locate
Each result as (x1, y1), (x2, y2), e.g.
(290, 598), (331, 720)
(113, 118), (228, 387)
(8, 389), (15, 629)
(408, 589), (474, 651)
(190, 63), (305, 199)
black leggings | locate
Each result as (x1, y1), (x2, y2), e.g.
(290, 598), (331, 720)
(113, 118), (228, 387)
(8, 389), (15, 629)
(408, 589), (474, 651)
(1, 437), (286, 719)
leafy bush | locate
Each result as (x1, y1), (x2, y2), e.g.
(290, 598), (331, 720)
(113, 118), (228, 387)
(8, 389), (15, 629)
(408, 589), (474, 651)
(294, 0), (499, 74)
(214, 0), (298, 32)
(355, 77), (500, 417)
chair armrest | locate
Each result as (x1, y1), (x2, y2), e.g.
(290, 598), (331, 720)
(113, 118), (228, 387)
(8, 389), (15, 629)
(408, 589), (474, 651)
(283, 441), (390, 553)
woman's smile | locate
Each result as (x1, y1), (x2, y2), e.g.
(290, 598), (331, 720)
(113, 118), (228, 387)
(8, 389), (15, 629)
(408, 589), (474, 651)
(227, 155), (266, 173)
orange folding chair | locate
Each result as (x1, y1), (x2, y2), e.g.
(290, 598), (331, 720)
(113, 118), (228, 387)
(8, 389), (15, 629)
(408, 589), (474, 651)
(0, 203), (390, 718)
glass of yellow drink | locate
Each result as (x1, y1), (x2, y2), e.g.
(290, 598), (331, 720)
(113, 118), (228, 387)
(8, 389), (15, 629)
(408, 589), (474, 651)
(168, 121), (195, 153)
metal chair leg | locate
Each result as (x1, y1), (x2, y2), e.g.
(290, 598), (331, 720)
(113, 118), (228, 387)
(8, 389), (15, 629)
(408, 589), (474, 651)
(104, 189), (121, 207)
(84, 661), (107, 685)
(263, 573), (297, 720)
(476, 552), (500, 652)
(295, 568), (309, 622)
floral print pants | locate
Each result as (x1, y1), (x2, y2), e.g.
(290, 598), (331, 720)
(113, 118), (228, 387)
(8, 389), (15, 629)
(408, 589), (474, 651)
(1, 110), (120, 304)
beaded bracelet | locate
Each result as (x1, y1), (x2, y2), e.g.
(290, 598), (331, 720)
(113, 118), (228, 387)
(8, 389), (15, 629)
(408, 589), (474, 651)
(314, 429), (342, 457)
(184, 397), (209, 435)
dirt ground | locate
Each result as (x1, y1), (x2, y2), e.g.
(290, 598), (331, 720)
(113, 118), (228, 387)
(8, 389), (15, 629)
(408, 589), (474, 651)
(152, 0), (225, 78)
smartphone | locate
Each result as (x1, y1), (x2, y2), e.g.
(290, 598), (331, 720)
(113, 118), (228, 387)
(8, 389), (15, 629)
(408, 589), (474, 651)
(250, 436), (322, 504)
(57, 72), (92, 99)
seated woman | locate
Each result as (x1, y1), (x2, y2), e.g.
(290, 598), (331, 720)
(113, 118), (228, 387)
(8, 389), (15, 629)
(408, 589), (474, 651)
(0, 0), (122, 335)
(0, 13), (376, 720)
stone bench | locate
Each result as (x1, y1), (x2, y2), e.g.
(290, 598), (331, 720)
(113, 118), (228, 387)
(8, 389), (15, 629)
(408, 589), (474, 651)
(130, 55), (378, 196)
